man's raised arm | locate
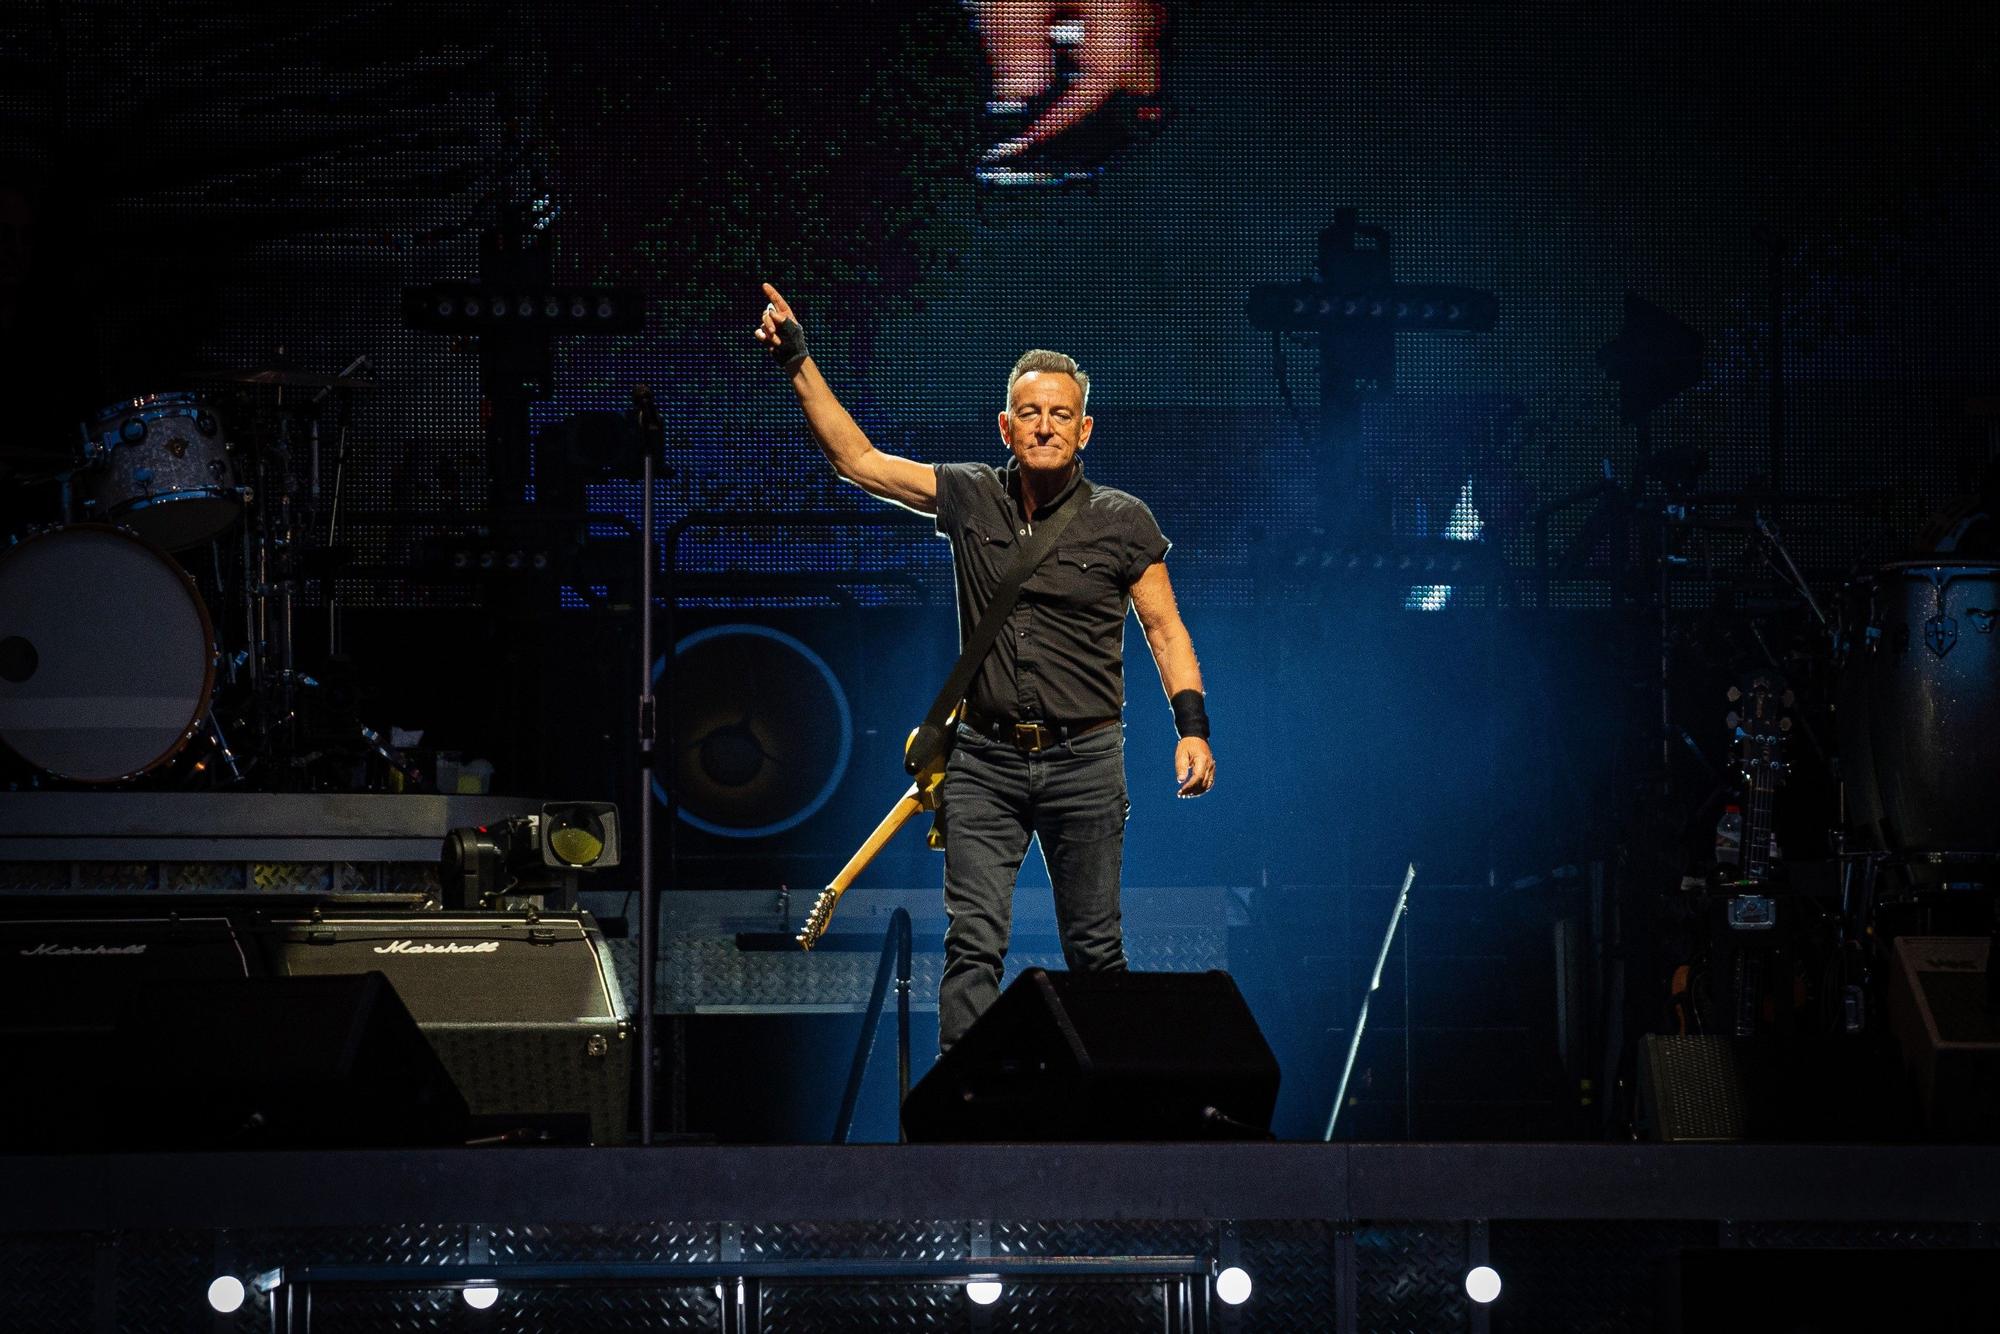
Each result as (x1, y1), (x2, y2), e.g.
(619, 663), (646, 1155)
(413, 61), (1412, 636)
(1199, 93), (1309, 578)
(755, 282), (938, 515)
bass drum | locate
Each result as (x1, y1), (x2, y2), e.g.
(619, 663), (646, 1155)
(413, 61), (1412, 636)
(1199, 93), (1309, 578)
(0, 525), (215, 782)
(1839, 560), (2000, 856)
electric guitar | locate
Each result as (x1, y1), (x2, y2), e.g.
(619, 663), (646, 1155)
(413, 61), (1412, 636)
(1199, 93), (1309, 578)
(1726, 671), (1791, 886)
(1722, 670), (1791, 1037)
(795, 714), (955, 949)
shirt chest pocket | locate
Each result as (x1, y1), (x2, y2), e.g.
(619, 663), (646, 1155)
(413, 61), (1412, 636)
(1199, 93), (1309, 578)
(1048, 541), (1125, 604)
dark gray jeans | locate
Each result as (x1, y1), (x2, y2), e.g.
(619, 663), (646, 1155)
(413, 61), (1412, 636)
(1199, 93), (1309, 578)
(936, 720), (1131, 1052)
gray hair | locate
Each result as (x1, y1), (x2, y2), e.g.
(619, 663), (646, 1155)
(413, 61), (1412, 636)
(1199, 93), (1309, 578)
(1006, 349), (1090, 414)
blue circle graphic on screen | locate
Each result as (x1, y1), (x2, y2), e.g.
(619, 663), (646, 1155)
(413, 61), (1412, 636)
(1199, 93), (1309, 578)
(651, 624), (853, 839)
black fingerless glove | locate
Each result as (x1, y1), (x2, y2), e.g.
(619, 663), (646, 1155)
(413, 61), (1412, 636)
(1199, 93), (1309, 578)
(768, 317), (809, 372)
(1171, 689), (1210, 739)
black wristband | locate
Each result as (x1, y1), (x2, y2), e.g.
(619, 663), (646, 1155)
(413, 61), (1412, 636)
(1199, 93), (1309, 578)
(768, 317), (809, 372)
(1170, 689), (1210, 739)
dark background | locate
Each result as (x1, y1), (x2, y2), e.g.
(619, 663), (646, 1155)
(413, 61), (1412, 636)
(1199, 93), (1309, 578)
(3, 2), (1995, 1139)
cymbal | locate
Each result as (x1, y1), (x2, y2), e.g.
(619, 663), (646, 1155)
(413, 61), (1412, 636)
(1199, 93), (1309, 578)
(188, 367), (379, 391)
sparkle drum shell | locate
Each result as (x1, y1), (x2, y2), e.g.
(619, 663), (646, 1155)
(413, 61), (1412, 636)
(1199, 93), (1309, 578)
(80, 392), (242, 550)
(0, 525), (216, 782)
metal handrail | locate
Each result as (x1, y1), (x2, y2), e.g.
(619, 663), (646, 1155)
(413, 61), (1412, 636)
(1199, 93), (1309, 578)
(832, 907), (913, 1144)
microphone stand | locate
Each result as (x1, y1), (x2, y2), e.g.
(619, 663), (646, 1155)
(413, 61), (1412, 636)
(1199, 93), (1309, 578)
(638, 437), (659, 1144)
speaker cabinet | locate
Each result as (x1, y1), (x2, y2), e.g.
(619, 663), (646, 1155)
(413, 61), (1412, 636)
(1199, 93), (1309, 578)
(1886, 935), (2000, 1140)
(902, 969), (1280, 1142)
(1636, 1034), (1749, 1142)
(264, 911), (631, 1144)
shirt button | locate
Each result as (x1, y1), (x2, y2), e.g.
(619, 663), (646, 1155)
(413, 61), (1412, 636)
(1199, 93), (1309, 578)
(1018, 528), (1027, 537)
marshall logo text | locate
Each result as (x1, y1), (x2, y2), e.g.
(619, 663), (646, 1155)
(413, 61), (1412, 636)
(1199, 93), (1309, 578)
(372, 940), (501, 955)
(21, 943), (149, 957)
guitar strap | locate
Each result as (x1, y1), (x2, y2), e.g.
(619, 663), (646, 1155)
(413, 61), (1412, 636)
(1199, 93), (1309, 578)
(904, 475), (1092, 775)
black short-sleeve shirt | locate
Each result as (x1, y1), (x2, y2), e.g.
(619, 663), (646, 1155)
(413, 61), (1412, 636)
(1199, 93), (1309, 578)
(934, 460), (1171, 723)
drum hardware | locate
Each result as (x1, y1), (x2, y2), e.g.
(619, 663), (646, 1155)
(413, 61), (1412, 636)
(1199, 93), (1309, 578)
(187, 366), (379, 392)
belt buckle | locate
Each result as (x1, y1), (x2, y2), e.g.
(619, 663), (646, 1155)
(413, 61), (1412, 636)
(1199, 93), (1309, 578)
(1013, 721), (1052, 753)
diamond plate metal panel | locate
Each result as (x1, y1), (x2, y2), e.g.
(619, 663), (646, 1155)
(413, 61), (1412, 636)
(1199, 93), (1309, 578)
(656, 926), (1224, 1011)
(0, 1232), (97, 1334)
(742, 1221), (966, 1261)
(1355, 1222), (1469, 1334)
(993, 1219), (1211, 1259)
(1490, 1219), (1713, 1334)
(483, 1286), (721, 1332)
(1122, 926), (1229, 973)
(759, 1282), (966, 1333)
(488, 1223), (717, 1263)
(1736, 1220), (1977, 1249)
(0, 862), (74, 893)
(224, 1223), (466, 1269)
(113, 1229), (217, 1334)
(992, 1278), (1171, 1333)
(252, 862), (333, 893)
(169, 862), (248, 893)
(1236, 1220), (1340, 1333)
(309, 1287), (456, 1334)
(85, 862), (159, 892)
(991, 1220), (1211, 1334)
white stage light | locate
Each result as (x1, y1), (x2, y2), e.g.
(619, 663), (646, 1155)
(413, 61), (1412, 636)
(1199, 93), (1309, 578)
(206, 1276), (245, 1313)
(1465, 1265), (1502, 1304)
(1215, 1266), (1253, 1305)
(965, 1279), (1003, 1305)
(462, 1283), (499, 1310)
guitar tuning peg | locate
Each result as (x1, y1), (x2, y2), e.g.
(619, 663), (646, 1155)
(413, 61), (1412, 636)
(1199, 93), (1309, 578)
(1726, 712), (1741, 729)
(1726, 686), (1743, 702)
(1781, 690), (1796, 707)
(1779, 718), (1793, 731)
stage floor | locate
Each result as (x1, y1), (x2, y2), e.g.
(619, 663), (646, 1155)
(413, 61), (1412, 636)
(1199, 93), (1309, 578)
(4, 1142), (1995, 1332)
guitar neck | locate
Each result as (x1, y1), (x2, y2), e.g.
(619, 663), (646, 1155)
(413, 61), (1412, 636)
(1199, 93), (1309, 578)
(1741, 765), (1777, 882)
(825, 784), (924, 894)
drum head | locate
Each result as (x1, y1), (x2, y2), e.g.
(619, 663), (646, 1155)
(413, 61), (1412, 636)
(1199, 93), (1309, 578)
(0, 525), (214, 781)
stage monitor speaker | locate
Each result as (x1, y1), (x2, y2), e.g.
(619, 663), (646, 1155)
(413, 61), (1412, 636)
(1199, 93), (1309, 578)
(1886, 935), (2000, 1140)
(111, 973), (469, 1149)
(901, 969), (1280, 1142)
(262, 911), (630, 1144)
(1636, 1034), (1749, 1142)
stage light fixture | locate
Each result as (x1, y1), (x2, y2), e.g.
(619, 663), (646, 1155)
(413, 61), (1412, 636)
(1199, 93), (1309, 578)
(965, 1279), (1003, 1305)
(206, 1276), (245, 1313)
(1465, 1265), (1502, 1304)
(1215, 1266), (1253, 1305)
(462, 1283), (499, 1310)
(441, 802), (621, 910)
(401, 283), (642, 333)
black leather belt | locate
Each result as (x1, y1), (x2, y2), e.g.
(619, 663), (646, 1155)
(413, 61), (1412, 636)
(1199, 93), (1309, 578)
(961, 708), (1119, 754)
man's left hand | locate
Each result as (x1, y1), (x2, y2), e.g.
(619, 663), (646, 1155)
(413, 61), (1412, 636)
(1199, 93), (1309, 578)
(1175, 737), (1215, 798)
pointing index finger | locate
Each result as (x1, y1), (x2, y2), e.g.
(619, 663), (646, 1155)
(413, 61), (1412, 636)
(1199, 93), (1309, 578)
(760, 282), (792, 321)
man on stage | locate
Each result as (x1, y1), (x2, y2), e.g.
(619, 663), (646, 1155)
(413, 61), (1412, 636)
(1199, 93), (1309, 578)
(755, 283), (1215, 1051)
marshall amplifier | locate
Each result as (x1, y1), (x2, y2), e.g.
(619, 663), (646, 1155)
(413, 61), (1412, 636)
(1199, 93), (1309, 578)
(262, 911), (630, 1144)
(0, 910), (254, 1145)
(0, 913), (254, 1026)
